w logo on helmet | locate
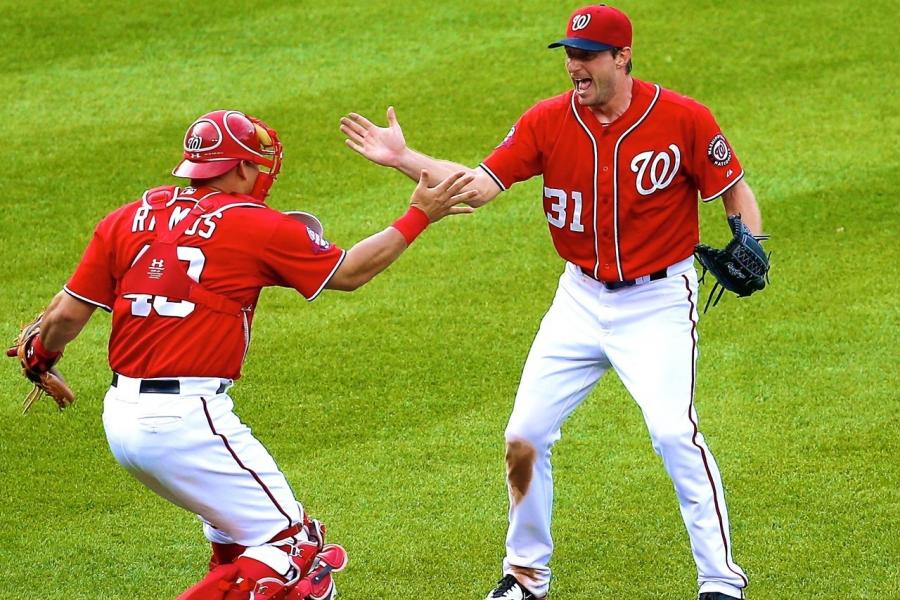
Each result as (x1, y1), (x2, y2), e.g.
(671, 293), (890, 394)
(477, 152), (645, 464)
(174, 110), (283, 202)
(181, 119), (223, 153)
(572, 14), (591, 31)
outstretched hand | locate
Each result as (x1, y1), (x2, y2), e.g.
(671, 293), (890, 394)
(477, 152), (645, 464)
(341, 106), (407, 168)
(411, 170), (476, 223)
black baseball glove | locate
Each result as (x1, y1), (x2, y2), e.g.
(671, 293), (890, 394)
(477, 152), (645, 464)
(694, 214), (770, 312)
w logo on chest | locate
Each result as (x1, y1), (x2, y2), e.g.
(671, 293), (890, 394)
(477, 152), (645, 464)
(630, 144), (681, 196)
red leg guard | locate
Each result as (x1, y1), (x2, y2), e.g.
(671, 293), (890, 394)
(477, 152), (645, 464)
(179, 553), (298, 600)
(188, 517), (339, 600)
(177, 564), (245, 600)
(224, 555), (291, 600)
(285, 544), (348, 600)
(209, 542), (247, 571)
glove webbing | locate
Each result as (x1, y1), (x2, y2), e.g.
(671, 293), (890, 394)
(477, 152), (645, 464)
(697, 246), (773, 313)
(697, 267), (728, 313)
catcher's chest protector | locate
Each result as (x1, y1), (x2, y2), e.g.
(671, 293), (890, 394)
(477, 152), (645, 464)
(118, 186), (242, 315)
(122, 239), (193, 299)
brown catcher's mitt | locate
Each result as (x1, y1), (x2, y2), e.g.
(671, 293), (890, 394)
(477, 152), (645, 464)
(6, 313), (75, 414)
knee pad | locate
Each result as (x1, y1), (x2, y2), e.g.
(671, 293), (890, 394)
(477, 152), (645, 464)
(286, 544), (349, 600)
(239, 544), (303, 587)
(231, 539), (328, 599)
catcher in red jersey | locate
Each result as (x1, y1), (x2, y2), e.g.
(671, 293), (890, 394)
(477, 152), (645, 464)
(341, 6), (768, 600)
(11, 109), (475, 600)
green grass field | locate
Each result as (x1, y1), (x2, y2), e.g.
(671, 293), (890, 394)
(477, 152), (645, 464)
(1, 1), (898, 598)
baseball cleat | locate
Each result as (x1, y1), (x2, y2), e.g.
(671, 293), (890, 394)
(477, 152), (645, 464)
(698, 593), (742, 600)
(484, 574), (546, 600)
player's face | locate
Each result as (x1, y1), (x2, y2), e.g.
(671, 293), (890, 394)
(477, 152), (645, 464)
(565, 47), (619, 107)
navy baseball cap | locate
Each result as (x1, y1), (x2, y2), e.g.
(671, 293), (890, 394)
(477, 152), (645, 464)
(548, 4), (633, 52)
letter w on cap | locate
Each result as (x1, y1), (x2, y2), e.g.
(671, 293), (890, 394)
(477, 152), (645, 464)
(572, 14), (592, 30)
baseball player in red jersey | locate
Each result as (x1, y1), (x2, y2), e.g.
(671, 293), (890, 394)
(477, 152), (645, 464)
(16, 109), (476, 599)
(340, 5), (764, 600)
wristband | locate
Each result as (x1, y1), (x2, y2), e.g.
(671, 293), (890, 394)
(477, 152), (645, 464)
(27, 335), (62, 373)
(391, 206), (430, 245)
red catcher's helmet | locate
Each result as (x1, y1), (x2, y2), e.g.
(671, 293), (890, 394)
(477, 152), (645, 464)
(172, 110), (283, 202)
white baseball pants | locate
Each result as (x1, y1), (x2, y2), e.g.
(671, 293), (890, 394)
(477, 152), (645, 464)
(102, 375), (302, 547)
(502, 259), (747, 598)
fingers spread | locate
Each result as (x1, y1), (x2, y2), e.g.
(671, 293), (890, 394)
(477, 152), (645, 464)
(344, 139), (365, 154)
(446, 206), (475, 215)
(339, 117), (368, 138)
(434, 171), (468, 193)
(450, 189), (480, 204)
(347, 112), (376, 129)
(339, 125), (362, 144)
(447, 173), (475, 195)
(413, 170), (429, 193)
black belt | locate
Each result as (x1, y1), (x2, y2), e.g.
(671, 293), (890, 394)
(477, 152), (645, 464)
(111, 373), (228, 395)
(580, 266), (669, 290)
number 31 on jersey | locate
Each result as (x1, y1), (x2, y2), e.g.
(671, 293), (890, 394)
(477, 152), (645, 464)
(545, 187), (585, 233)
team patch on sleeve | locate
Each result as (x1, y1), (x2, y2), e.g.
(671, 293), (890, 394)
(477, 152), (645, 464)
(307, 227), (333, 254)
(497, 126), (516, 149)
(707, 133), (732, 167)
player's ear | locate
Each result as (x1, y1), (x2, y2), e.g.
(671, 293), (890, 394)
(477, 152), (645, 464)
(236, 161), (253, 181)
(615, 47), (632, 70)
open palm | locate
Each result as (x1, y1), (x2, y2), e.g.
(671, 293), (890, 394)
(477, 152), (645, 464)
(340, 107), (407, 168)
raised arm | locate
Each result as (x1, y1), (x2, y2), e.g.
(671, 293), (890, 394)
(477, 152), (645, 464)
(327, 171), (476, 291)
(340, 107), (501, 208)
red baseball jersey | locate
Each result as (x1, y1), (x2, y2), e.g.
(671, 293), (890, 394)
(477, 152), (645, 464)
(65, 186), (345, 380)
(480, 78), (743, 282)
